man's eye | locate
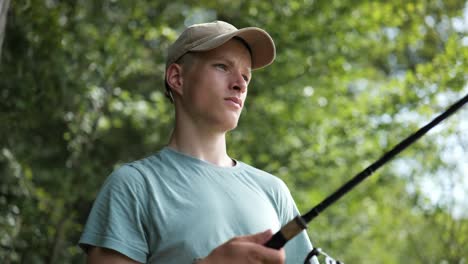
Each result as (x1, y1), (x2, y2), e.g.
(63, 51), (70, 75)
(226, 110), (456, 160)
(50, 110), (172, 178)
(215, 64), (227, 70)
(242, 75), (249, 82)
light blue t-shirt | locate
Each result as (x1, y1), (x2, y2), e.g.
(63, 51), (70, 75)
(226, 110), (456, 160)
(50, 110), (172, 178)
(79, 147), (317, 263)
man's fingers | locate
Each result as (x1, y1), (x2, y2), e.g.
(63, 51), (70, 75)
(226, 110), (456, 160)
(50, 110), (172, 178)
(247, 243), (286, 263)
(205, 230), (286, 264)
(235, 229), (273, 244)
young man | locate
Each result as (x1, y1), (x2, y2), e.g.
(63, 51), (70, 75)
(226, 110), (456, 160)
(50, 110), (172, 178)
(79, 21), (318, 264)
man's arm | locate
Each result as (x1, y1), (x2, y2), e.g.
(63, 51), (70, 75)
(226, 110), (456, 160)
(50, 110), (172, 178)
(87, 247), (142, 264)
(86, 230), (284, 264)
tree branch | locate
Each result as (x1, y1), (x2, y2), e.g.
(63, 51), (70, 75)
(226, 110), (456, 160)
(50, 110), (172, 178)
(0, 0), (10, 62)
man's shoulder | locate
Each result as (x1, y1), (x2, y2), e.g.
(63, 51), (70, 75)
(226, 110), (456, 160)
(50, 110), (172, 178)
(105, 150), (169, 184)
(239, 161), (273, 177)
(238, 161), (288, 190)
(125, 150), (166, 172)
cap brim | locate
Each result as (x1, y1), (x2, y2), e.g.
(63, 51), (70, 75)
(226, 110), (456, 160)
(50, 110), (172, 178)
(189, 27), (276, 70)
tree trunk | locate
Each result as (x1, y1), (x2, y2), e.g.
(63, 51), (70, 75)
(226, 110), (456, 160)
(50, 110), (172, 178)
(0, 0), (11, 62)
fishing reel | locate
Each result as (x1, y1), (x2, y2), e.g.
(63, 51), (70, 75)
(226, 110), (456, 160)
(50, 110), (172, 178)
(304, 247), (344, 264)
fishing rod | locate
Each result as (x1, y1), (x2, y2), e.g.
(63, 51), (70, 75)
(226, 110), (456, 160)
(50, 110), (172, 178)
(265, 93), (468, 251)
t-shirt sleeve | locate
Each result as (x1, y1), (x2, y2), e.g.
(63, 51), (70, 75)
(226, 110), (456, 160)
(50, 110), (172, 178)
(78, 165), (150, 263)
(275, 179), (320, 264)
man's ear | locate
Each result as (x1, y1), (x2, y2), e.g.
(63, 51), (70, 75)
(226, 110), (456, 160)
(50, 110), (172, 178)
(166, 63), (184, 96)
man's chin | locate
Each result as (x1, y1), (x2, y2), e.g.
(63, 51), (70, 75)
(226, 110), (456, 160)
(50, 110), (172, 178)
(222, 118), (240, 132)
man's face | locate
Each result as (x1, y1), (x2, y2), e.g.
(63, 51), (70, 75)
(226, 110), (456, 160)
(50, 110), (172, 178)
(178, 39), (252, 132)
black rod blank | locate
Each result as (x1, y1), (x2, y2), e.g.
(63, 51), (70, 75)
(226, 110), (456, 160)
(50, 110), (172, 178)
(265, 93), (468, 249)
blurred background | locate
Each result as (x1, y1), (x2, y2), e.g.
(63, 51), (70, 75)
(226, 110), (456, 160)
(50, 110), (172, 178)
(1, 0), (467, 263)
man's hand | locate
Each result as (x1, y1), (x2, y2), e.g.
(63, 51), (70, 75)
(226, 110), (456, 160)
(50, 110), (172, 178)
(199, 229), (285, 264)
(87, 247), (141, 264)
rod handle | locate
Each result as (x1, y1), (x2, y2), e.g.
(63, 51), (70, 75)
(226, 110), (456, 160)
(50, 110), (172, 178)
(264, 216), (308, 249)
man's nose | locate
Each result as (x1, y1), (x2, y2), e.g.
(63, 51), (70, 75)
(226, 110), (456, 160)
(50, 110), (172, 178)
(231, 71), (247, 93)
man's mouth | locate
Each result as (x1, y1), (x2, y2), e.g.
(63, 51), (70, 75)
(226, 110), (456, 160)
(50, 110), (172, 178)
(224, 97), (242, 108)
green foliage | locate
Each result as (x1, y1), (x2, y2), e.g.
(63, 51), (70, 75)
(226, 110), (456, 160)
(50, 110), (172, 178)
(1, 0), (467, 263)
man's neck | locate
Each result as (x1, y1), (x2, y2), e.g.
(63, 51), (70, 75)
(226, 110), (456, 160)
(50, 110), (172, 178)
(167, 121), (234, 167)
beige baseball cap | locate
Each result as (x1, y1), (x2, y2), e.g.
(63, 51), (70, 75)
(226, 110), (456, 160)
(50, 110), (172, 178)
(166, 20), (276, 70)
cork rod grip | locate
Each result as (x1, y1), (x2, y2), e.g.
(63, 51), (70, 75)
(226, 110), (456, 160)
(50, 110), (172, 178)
(264, 216), (308, 249)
